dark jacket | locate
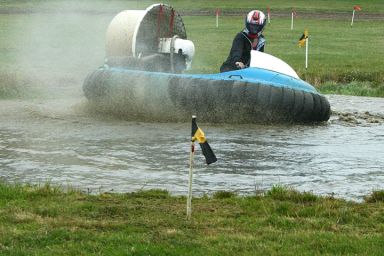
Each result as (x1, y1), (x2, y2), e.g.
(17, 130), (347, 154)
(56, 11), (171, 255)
(220, 31), (265, 73)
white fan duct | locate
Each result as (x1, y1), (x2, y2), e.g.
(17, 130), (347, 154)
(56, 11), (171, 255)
(250, 50), (300, 79)
(105, 4), (195, 72)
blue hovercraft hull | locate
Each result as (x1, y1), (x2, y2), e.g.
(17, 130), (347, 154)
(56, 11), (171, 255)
(83, 67), (331, 123)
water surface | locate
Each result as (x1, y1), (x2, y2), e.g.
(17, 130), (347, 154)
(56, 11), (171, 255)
(1, 95), (383, 201)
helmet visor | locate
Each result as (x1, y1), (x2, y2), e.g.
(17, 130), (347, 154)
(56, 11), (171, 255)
(248, 23), (264, 35)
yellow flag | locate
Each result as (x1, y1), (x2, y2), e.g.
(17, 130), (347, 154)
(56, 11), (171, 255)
(298, 29), (308, 47)
(191, 117), (217, 165)
(192, 127), (206, 143)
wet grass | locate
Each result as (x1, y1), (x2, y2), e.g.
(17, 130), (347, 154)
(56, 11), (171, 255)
(184, 15), (384, 93)
(1, 181), (384, 255)
(318, 81), (384, 97)
(0, 70), (36, 99)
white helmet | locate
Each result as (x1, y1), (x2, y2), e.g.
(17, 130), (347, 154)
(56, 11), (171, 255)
(245, 10), (266, 36)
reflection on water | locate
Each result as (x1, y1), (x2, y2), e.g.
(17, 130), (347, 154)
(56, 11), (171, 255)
(0, 95), (384, 201)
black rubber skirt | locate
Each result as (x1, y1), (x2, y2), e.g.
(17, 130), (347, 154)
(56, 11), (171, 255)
(83, 68), (331, 123)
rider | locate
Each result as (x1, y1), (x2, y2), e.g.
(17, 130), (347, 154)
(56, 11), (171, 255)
(220, 10), (267, 73)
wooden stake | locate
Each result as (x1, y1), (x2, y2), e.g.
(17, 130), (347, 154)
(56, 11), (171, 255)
(186, 141), (195, 220)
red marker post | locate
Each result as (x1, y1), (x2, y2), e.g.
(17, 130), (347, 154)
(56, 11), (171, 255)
(291, 8), (297, 30)
(215, 8), (221, 28)
(351, 5), (361, 27)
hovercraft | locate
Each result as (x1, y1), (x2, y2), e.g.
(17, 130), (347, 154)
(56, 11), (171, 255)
(83, 4), (330, 123)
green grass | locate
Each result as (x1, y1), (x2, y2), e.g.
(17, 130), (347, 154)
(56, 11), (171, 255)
(1, 0), (384, 14)
(1, 1), (384, 97)
(318, 81), (384, 97)
(185, 16), (384, 86)
(0, 70), (39, 99)
(1, 182), (384, 255)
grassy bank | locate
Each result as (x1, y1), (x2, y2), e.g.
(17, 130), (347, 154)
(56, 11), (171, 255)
(185, 15), (384, 94)
(0, 70), (39, 99)
(1, 182), (384, 255)
(1, 0), (384, 14)
(1, 1), (384, 97)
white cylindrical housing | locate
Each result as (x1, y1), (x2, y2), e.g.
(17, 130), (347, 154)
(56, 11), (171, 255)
(105, 10), (146, 57)
(105, 4), (187, 58)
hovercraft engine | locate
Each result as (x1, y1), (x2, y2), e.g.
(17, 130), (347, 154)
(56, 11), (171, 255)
(104, 4), (195, 73)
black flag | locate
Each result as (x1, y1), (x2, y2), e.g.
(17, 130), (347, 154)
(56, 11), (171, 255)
(191, 116), (217, 165)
